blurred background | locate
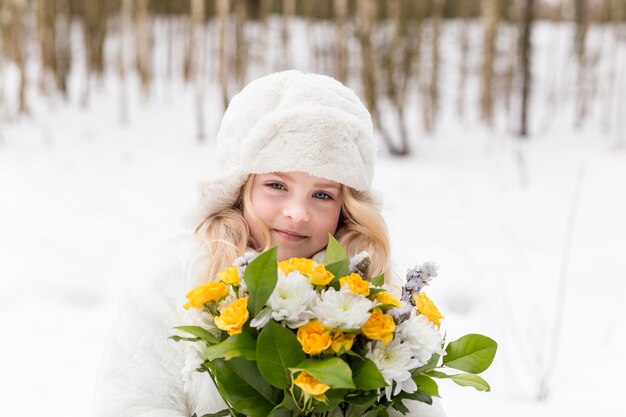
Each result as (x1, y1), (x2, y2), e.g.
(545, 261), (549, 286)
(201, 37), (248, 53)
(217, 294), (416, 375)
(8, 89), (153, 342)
(0, 1), (625, 416)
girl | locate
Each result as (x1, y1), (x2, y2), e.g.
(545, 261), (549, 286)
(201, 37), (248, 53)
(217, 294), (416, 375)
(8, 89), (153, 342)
(94, 70), (446, 417)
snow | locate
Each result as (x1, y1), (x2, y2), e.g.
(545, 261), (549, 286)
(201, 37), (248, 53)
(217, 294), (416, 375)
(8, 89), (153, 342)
(1, 18), (626, 417)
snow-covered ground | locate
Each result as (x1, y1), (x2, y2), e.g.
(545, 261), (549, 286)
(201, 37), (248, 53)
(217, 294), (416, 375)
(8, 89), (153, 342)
(1, 19), (625, 417)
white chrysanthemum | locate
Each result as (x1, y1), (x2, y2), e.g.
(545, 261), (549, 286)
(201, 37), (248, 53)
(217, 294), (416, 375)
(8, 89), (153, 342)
(181, 342), (204, 393)
(365, 340), (421, 399)
(261, 271), (319, 328)
(396, 313), (446, 365)
(313, 287), (374, 330)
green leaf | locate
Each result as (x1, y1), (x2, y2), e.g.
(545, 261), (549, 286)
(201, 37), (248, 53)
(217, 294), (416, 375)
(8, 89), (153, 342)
(291, 357), (356, 389)
(326, 259), (351, 288)
(345, 392), (379, 406)
(448, 373), (491, 391)
(168, 335), (200, 343)
(323, 234), (348, 265)
(204, 332), (257, 361)
(352, 358), (387, 391)
(268, 392), (299, 417)
(256, 321), (306, 389)
(412, 353), (441, 374)
(244, 247), (278, 317)
(311, 389), (347, 412)
(424, 370), (451, 379)
(174, 325), (220, 344)
(196, 410), (232, 417)
(323, 235), (350, 288)
(392, 389), (432, 407)
(368, 288), (387, 296)
(371, 274), (385, 287)
(362, 404), (389, 417)
(213, 358), (277, 417)
(412, 374), (439, 397)
(227, 356), (283, 403)
(443, 334), (497, 374)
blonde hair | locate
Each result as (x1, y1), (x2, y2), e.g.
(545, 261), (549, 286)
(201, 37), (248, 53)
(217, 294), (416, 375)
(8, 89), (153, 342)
(194, 174), (392, 282)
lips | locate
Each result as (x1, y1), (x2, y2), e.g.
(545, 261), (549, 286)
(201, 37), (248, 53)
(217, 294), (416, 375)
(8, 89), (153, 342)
(273, 228), (309, 242)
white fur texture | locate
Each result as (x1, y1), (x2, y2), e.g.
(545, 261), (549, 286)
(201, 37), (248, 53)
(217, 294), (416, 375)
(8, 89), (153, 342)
(185, 70), (379, 228)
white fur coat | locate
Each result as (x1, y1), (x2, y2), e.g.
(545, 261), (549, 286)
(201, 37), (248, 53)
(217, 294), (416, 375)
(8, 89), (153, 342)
(93, 233), (446, 417)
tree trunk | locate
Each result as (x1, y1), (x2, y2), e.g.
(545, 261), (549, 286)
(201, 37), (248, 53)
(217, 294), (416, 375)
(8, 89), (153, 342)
(519, 0), (535, 138)
(234, 0), (247, 88)
(119, 0), (132, 125)
(136, 0), (151, 99)
(191, 0), (206, 141)
(574, 0), (590, 128)
(425, 0), (444, 133)
(480, 0), (499, 126)
(457, 0), (470, 119)
(218, 0), (230, 111)
(281, 0), (295, 69)
(36, 0), (56, 95)
(334, 0), (349, 83)
(55, 0), (71, 96)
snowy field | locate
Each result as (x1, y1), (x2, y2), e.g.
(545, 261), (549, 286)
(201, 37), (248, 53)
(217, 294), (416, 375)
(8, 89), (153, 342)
(1, 19), (626, 417)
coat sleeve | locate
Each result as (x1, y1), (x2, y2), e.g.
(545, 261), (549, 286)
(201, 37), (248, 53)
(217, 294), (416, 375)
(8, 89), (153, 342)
(93, 235), (210, 417)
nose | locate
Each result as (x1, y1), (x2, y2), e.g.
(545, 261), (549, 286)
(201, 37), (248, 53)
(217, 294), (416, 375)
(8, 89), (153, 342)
(282, 197), (310, 223)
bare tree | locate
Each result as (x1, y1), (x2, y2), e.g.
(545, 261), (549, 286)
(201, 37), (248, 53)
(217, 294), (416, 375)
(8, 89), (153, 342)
(136, 0), (152, 99)
(191, 0), (206, 141)
(36, 0), (56, 96)
(234, 0), (248, 88)
(217, 0), (230, 110)
(334, 0), (349, 83)
(480, 0), (500, 126)
(55, 0), (71, 96)
(519, 0), (535, 138)
(456, 0), (470, 119)
(3, 0), (29, 115)
(574, 0), (590, 128)
(281, 0), (295, 69)
(118, 0), (132, 125)
(423, 0), (444, 132)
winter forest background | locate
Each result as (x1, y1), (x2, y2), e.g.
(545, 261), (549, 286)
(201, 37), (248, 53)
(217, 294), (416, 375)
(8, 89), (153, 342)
(1, 1), (625, 416)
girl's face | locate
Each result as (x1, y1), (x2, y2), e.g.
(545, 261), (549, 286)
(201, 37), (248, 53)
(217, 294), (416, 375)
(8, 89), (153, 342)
(244, 171), (343, 261)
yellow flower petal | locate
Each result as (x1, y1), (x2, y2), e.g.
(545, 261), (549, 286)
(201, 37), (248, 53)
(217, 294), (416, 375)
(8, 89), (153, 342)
(297, 320), (332, 355)
(214, 297), (249, 335)
(339, 273), (370, 296)
(183, 281), (228, 309)
(293, 371), (330, 397)
(361, 308), (396, 344)
(414, 292), (443, 328)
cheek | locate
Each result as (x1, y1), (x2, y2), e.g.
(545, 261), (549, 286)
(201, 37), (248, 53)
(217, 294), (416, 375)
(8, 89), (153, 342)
(315, 203), (342, 233)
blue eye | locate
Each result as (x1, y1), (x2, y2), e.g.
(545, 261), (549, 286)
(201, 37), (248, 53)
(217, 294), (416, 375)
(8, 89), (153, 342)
(267, 182), (286, 190)
(314, 191), (333, 200)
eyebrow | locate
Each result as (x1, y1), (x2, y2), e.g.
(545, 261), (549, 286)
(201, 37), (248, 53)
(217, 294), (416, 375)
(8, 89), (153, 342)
(273, 173), (342, 190)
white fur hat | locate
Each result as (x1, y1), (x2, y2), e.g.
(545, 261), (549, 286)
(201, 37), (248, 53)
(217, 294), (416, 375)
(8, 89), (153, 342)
(187, 70), (379, 228)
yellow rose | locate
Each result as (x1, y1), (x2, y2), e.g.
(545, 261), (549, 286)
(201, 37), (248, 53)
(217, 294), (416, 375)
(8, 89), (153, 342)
(308, 263), (334, 286)
(330, 332), (356, 354)
(414, 292), (443, 328)
(293, 371), (330, 398)
(361, 308), (396, 344)
(339, 273), (370, 296)
(373, 291), (401, 310)
(183, 281), (228, 309)
(297, 320), (332, 355)
(278, 258), (316, 275)
(278, 258), (334, 286)
(214, 297), (249, 335)
(217, 267), (240, 285)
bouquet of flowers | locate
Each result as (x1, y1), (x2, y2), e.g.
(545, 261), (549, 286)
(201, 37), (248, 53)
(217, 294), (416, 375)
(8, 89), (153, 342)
(172, 236), (497, 417)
